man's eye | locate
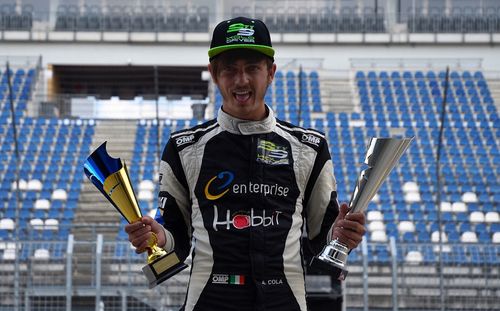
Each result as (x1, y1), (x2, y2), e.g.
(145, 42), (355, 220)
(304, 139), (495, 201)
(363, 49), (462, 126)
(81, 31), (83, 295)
(222, 67), (235, 73)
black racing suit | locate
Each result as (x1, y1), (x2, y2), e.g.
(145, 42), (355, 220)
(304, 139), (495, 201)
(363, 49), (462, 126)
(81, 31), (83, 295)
(156, 107), (339, 311)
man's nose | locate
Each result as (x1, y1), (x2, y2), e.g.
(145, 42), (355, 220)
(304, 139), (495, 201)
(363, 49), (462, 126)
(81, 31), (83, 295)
(234, 70), (249, 85)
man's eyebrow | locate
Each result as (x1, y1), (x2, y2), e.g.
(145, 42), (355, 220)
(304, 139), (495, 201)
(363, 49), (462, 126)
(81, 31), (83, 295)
(244, 59), (265, 66)
(221, 60), (261, 67)
(220, 62), (235, 68)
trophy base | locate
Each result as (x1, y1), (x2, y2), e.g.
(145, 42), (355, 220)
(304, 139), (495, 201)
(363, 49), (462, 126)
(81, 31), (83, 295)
(310, 255), (348, 281)
(142, 251), (189, 288)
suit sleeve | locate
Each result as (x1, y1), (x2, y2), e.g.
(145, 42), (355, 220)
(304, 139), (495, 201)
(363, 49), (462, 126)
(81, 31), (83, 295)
(303, 137), (340, 254)
(156, 137), (191, 262)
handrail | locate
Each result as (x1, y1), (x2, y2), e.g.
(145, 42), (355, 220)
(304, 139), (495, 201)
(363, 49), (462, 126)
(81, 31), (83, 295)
(95, 234), (103, 311)
(66, 234), (74, 311)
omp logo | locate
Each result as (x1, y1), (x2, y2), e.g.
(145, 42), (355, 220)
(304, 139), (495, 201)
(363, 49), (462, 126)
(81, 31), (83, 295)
(212, 274), (245, 285)
(204, 171), (234, 200)
(301, 133), (321, 146)
(212, 274), (229, 284)
(175, 134), (194, 146)
(227, 23), (254, 36)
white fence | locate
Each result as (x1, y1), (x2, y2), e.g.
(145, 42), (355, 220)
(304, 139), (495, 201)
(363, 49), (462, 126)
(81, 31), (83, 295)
(1, 231), (499, 311)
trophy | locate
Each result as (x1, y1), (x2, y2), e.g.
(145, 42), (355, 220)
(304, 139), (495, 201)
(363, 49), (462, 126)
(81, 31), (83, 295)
(84, 141), (188, 288)
(311, 137), (413, 280)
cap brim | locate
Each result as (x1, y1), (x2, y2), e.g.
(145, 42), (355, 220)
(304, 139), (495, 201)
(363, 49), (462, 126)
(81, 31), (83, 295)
(208, 44), (275, 59)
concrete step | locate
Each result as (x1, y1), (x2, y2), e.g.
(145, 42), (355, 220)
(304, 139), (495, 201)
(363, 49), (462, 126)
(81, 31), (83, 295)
(487, 79), (500, 112)
(76, 209), (118, 219)
(71, 230), (118, 241)
(319, 73), (356, 113)
(74, 119), (138, 263)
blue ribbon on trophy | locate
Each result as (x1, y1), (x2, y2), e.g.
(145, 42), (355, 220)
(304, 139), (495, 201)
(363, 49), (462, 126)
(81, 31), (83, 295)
(84, 142), (188, 288)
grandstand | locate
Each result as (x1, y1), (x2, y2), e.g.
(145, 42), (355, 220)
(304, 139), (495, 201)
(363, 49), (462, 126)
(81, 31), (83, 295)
(1, 0), (500, 310)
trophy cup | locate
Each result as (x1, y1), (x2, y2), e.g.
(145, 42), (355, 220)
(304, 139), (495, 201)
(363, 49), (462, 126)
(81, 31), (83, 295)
(84, 141), (188, 288)
(311, 137), (413, 280)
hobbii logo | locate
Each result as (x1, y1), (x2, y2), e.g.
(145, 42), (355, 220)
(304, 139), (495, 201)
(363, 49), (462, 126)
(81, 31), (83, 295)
(212, 205), (282, 231)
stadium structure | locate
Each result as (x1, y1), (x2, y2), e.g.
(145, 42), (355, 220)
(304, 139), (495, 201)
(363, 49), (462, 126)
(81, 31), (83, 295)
(0, 0), (499, 310)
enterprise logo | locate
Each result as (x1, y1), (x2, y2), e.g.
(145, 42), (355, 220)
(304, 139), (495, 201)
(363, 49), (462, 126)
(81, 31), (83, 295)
(204, 171), (234, 201)
(204, 171), (290, 201)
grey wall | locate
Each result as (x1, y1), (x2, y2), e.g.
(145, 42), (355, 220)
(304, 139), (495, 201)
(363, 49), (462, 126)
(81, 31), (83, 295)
(1, 42), (499, 71)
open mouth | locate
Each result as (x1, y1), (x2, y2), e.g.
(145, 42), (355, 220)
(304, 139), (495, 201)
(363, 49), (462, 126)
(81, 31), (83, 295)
(233, 90), (252, 103)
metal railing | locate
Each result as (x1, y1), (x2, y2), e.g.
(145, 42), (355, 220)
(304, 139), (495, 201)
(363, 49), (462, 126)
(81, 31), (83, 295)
(1, 232), (499, 311)
(1, 2), (500, 35)
(29, 93), (209, 120)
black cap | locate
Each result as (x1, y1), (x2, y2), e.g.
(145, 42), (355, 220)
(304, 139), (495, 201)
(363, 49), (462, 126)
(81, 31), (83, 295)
(208, 16), (275, 60)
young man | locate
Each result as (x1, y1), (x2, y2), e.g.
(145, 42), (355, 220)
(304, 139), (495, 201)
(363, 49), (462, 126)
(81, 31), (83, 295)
(125, 17), (366, 311)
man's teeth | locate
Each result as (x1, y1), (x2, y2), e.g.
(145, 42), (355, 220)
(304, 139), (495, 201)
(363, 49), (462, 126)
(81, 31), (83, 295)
(234, 91), (251, 101)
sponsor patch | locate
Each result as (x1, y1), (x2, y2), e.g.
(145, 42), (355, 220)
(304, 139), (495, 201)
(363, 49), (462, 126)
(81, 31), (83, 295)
(213, 205), (282, 231)
(256, 139), (289, 165)
(226, 23), (255, 43)
(211, 274), (245, 285)
(175, 134), (194, 146)
(301, 133), (321, 147)
(204, 171), (290, 201)
(158, 196), (167, 210)
(204, 171), (234, 200)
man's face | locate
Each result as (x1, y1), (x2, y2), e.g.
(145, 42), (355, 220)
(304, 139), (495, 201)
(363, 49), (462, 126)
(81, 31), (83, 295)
(209, 53), (276, 121)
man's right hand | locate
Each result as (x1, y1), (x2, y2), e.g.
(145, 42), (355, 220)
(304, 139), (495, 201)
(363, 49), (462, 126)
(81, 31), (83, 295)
(124, 216), (166, 254)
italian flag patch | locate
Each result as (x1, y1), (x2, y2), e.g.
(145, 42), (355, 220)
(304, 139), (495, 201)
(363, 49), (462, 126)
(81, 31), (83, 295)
(229, 275), (245, 285)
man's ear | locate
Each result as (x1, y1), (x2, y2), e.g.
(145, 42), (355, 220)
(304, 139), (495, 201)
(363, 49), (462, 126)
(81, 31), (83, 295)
(208, 63), (217, 84)
(268, 63), (277, 84)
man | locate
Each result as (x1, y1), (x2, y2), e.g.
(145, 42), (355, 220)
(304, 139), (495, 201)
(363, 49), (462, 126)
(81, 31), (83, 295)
(125, 16), (366, 311)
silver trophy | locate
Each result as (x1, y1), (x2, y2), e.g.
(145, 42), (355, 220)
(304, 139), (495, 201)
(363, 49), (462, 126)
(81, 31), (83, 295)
(311, 137), (413, 280)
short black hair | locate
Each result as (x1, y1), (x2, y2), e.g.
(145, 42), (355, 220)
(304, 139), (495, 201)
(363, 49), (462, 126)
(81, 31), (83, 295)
(210, 49), (274, 77)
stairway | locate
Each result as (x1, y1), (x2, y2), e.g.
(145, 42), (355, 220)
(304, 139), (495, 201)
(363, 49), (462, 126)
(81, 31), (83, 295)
(319, 70), (357, 113)
(487, 78), (500, 113)
(75, 119), (137, 236)
(72, 120), (137, 285)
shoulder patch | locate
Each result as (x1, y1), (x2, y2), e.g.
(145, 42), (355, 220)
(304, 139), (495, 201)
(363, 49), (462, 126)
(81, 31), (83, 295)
(275, 119), (325, 150)
(174, 134), (195, 147)
(300, 132), (322, 147)
(170, 119), (218, 150)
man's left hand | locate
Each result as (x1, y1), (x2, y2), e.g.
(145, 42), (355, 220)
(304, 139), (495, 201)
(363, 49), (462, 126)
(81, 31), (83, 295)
(331, 203), (366, 250)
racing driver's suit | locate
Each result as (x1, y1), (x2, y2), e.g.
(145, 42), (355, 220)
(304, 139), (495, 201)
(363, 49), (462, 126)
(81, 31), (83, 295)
(156, 106), (339, 311)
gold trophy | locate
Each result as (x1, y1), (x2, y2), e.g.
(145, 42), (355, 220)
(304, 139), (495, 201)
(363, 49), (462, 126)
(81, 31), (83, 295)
(84, 141), (188, 288)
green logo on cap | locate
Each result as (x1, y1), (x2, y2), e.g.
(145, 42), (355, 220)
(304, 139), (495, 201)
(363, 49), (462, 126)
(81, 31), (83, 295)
(227, 23), (255, 36)
(226, 23), (255, 43)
